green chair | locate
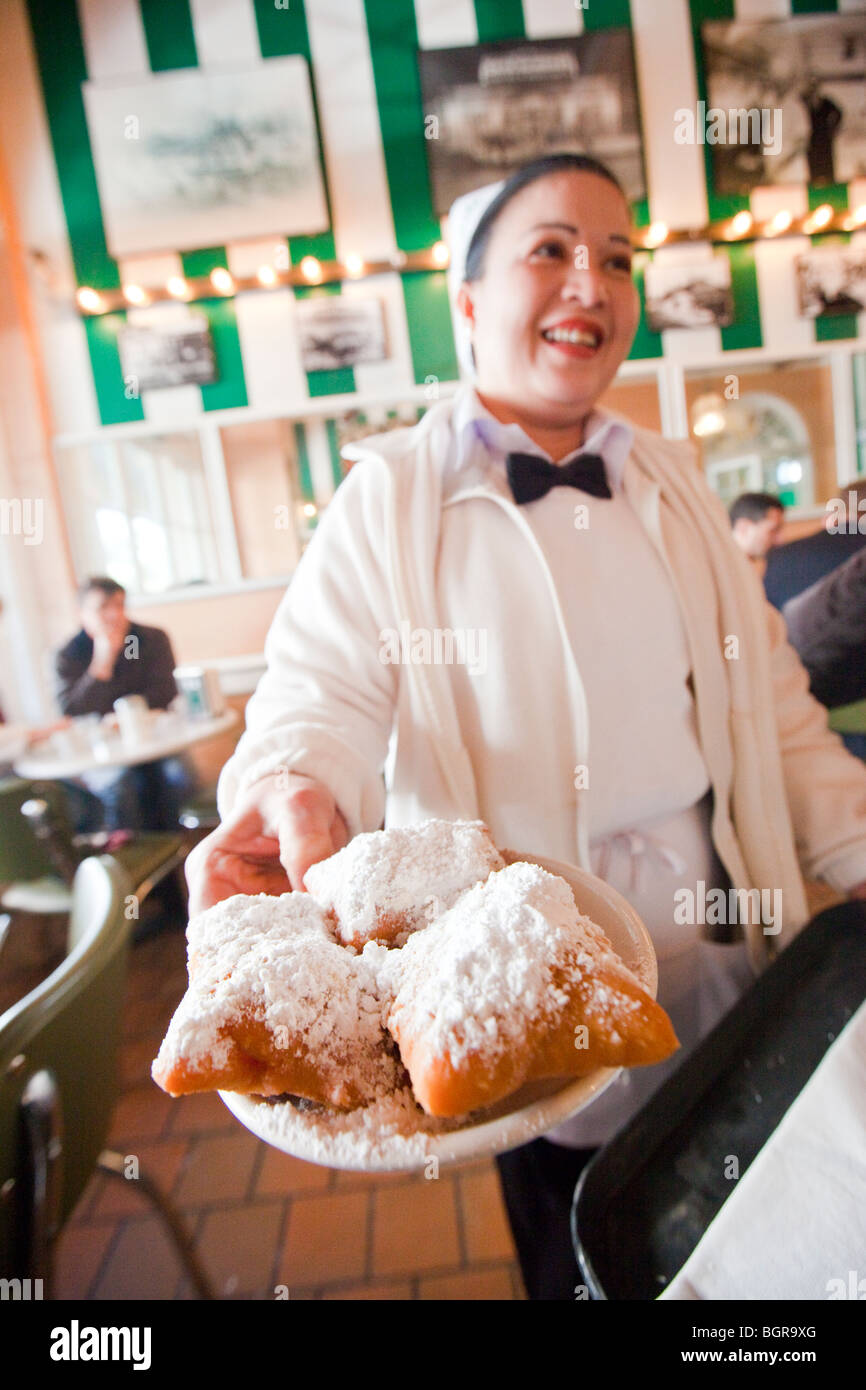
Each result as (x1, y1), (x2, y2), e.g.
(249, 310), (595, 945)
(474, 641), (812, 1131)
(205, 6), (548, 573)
(0, 777), (73, 914)
(0, 854), (213, 1298)
(0, 776), (189, 925)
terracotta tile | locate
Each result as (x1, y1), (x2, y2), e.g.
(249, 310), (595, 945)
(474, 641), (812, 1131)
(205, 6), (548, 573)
(174, 1131), (260, 1206)
(372, 1178), (460, 1277)
(53, 1222), (118, 1299)
(88, 1140), (190, 1219)
(107, 1083), (174, 1143)
(333, 1167), (415, 1188)
(419, 1265), (516, 1300)
(256, 1148), (331, 1196)
(322, 1279), (414, 1300)
(166, 1090), (238, 1135)
(458, 1169), (516, 1262)
(278, 1190), (369, 1287)
(195, 1200), (286, 1297)
(91, 1216), (184, 1300)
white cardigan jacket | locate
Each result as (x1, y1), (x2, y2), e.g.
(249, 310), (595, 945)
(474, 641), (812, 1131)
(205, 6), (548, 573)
(218, 389), (866, 968)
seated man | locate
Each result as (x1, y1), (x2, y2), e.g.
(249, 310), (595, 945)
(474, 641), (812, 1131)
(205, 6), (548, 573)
(54, 576), (197, 832)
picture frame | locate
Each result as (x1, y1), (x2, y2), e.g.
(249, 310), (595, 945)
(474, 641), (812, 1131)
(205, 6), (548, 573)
(418, 32), (647, 216)
(82, 56), (329, 258)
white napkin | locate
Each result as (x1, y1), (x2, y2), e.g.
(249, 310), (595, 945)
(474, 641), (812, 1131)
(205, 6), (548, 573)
(660, 998), (866, 1300)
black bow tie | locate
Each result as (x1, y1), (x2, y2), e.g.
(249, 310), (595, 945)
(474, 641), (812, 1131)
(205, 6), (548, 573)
(505, 450), (612, 505)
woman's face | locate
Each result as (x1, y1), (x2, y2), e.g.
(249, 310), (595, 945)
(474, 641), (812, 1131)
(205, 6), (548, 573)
(458, 171), (640, 425)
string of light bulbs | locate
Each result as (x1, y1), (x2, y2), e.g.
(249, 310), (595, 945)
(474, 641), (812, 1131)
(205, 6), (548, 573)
(75, 202), (866, 315)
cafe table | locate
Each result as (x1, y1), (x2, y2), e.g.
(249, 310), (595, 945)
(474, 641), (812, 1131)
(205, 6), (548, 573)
(12, 708), (238, 782)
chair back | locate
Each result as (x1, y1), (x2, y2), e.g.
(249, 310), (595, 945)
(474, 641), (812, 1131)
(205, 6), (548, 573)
(0, 856), (130, 1284)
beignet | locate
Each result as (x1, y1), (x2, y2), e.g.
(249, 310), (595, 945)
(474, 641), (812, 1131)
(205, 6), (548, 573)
(387, 861), (679, 1117)
(303, 818), (504, 947)
(151, 892), (399, 1108)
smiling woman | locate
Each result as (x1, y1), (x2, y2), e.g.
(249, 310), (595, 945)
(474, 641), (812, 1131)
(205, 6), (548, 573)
(455, 154), (639, 458)
(184, 153), (866, 1302)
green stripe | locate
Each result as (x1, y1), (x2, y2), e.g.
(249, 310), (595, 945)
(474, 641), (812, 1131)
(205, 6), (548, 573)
(791, 0), (836, 11)
(812, 232), (857, 343)
(293, 423), (314, 500)
(578, 0), (645, 224)
(25, 0), (141, 425)
(689, 0), (749, 225)
(363, 0), (457, 384)
(403, 272), (460, 384)
(721, 241), (762, 351)
(363, 0), (439, 251)
(139, 0), (198, 71)
(809, 184), (849, 214)
(853, 353), (866, 478)
(582, 0), (632, 29)
(254, 0), (354, 394)
(196, 298), (248, 410)
(180, 248), (232, 280)
(85, 315), (145, 425)
(325, 419), (344, 489)
(179, 253), (247, 410)
(628, 253), (662, 361)
(25, 0), (117, 290)
(473, 0), (525, 42)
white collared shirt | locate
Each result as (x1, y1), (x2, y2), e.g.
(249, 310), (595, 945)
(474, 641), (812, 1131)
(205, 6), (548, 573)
(440, 385), (711, 850)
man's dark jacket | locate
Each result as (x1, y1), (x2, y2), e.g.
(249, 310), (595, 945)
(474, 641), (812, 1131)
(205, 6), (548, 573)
(55, 622), (178, 717)
(763, 528), (866, 610)
(782, 549), (866, 709)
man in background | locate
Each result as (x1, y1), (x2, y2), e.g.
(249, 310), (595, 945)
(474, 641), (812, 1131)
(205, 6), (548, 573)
(729, 492), (785, 569)
(55, 577), (196, 831)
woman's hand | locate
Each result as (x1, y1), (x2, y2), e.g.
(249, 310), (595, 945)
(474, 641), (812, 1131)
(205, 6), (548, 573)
(184, 771), (349, 916)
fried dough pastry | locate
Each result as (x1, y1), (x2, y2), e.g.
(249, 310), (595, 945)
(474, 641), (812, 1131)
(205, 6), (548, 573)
(387, 861), (679, 1118)
(303, 818), (504, 947)
(151, 893), (399, 1107)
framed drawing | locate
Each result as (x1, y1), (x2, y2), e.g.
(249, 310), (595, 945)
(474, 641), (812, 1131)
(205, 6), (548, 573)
(645, 253), (734, 331)
(82, 56), (329, 257)
(796, 244), (866, 318)
(418, 32), (647, 215)
(118, 312), (217, 392)
(701, 13), (866, 194)
(295, 297), (388, 372)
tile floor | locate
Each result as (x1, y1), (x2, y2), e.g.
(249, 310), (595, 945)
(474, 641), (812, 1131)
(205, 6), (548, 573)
(53, 910), (526, 1301)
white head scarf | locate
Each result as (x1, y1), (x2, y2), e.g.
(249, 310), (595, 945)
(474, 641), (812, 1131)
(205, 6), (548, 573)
(445, 179), (506, 379)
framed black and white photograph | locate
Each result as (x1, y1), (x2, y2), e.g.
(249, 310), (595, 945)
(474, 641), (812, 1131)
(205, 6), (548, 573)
(701, 13), (866, 195)
(645, 254), (734, 332)
(418, 33), (647, 215)
(296, 297), (388, 373)
(796, 245), (866, 319)
(118, 313), (217, 392)
(82, 56), (329, 257)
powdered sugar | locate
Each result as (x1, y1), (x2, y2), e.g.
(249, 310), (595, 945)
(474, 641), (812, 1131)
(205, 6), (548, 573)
(389, 861), (643, 1069)
(303, 818), (504, 946)
(153, 891), (398, 1103)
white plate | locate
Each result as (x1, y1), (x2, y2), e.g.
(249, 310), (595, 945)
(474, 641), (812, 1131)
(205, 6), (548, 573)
(220, 849), (658, 1172)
